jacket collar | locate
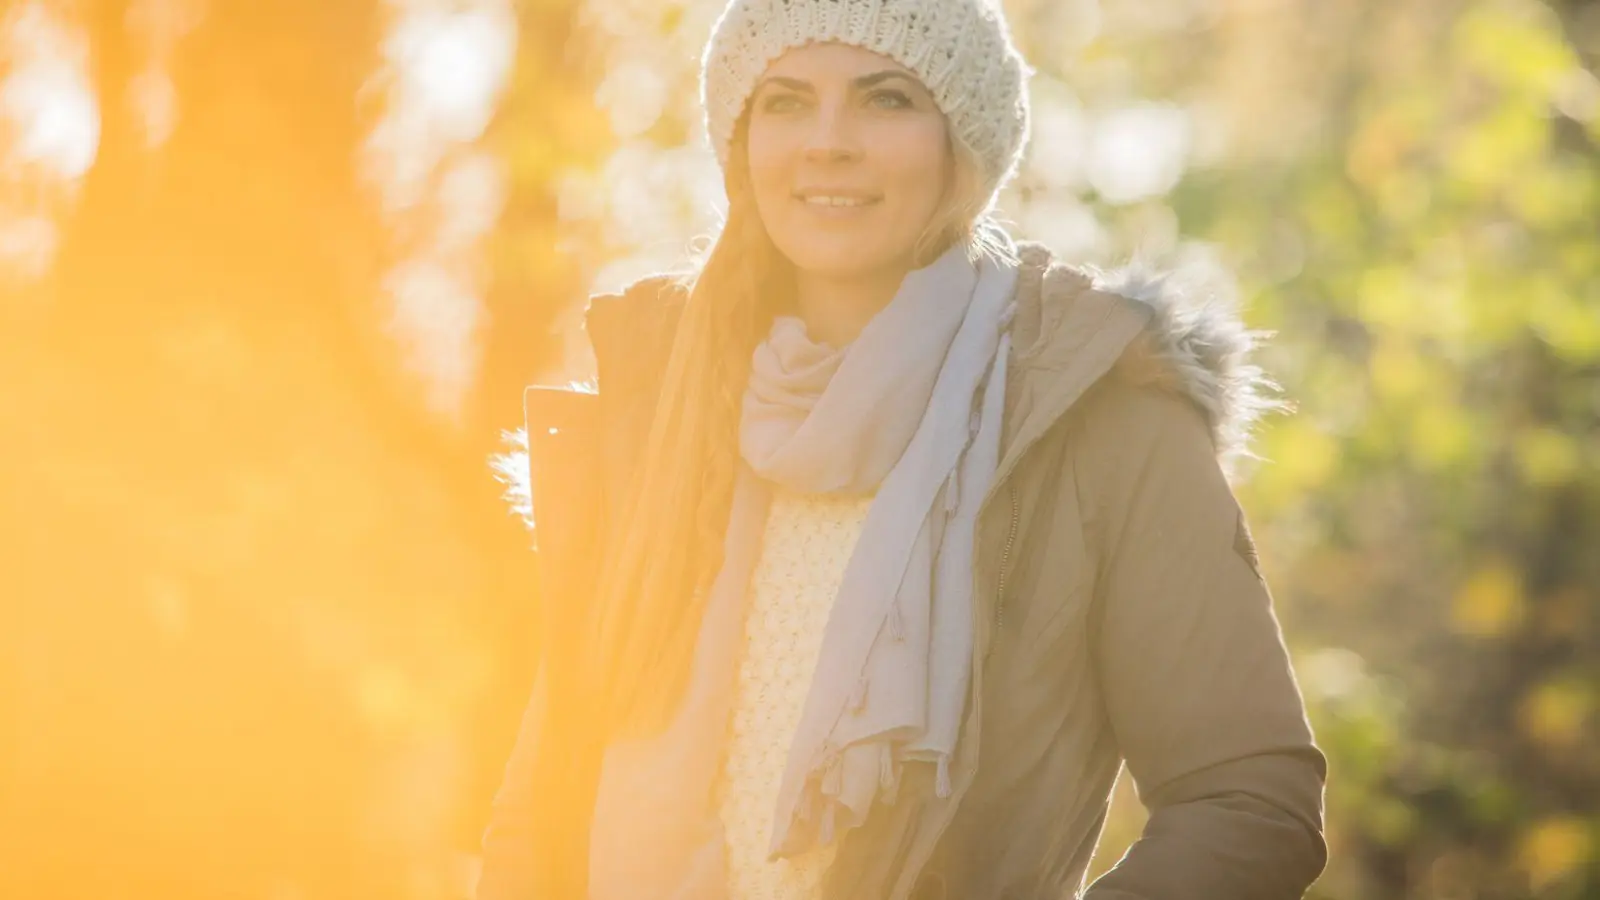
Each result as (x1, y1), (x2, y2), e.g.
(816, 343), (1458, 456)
(999, 242), (1279, 485)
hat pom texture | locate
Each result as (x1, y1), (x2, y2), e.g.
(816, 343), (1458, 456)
(701, 0), (1032, 206)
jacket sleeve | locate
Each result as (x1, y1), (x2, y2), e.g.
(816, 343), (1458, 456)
(476, 278), (684, 899)
(1075, 380), (1328, 900)
(476, 661), (548, 899)
(477, 388), (608, 900)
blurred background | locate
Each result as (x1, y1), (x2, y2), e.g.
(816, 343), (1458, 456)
(1, 0), (1596, 898)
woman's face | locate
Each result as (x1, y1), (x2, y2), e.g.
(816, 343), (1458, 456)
(745, 42), (952, 283)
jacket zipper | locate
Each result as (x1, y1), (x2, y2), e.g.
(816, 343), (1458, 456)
(994, 483), (1020, 631)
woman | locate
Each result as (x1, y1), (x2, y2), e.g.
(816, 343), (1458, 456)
(480, 0), (1327, 898)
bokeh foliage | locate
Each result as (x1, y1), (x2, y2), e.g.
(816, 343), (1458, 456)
(1161, 4), (1600, 898)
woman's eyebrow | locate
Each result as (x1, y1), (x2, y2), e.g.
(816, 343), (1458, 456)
(755, 76), (814, 94)
(755, 70), (920, 95)
(851, 70), (918, 90)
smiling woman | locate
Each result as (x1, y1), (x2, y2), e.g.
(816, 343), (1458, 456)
(478, 1), (1328, 899)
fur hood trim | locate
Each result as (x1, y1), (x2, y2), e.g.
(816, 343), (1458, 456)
(1093, 262), (1284, 468)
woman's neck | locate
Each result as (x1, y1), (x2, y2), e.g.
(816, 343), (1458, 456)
(792, 265), (909, 348)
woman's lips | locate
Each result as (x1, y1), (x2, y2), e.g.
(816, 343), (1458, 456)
(793, 193), (882, 218)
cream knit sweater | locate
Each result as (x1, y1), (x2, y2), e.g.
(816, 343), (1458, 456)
(716, 487), (874, 900)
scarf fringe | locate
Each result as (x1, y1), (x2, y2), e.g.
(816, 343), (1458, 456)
(879, 749), (901, 805)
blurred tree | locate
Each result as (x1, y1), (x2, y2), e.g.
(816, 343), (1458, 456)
(1, 0), (583, 896)
(480, 0), (610, 391)
(468, 0), (612, 859)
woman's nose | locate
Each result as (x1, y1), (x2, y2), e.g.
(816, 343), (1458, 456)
(802, 104), (863, 163)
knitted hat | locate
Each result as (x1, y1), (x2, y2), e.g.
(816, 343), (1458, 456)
(701, 0), (1032, 206)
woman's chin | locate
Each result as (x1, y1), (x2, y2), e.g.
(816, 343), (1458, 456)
(777, 238), (911, 282)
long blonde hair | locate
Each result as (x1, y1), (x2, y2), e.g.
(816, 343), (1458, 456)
(584, 119), (996, 737)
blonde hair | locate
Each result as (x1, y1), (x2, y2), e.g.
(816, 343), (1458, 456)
(583, 123), (998, 737)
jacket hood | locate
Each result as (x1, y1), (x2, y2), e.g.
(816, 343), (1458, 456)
(1089, 260), (1283, 467)
(1008, 244), (1282, 472)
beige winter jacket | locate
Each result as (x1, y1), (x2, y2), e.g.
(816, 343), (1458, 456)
(479, 243), (1328, 900)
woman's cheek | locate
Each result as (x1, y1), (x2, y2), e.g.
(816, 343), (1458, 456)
(878, 119), (952, 229)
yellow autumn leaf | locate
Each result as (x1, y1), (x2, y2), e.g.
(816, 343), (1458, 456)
(1451, 562), (1526, 638)
(1368, 338), (1431, 405)
(1529, 285), (1600, 365)
(1445, 106), (1550, 190)
(1505, 161), (1598, 230)
(1407, 403), (1475, 471)
(1518, 816), (1594, 893)
(1260, 418), (1340, 494)
(1373, 170), (1433, 226)
(1515, 427), (1582, 487)
(1452, 0), (1578, 96)
(1300, 180), (1363, 248)
(1356, 265), (1421, 335)
(1517, 677), (1595, 750)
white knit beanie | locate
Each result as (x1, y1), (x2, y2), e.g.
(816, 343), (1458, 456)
(701, 0), (1032, 206)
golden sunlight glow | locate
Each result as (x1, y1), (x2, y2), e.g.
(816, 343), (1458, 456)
(0, 2), (95, 281)
(366, 0), (516, 421)
(0, 3), (99, 180)
(3, 0), (1596, 897)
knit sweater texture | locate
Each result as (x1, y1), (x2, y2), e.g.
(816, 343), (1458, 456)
(716, 488), (874, 900)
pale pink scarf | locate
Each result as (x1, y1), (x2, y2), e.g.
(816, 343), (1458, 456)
(587, 228), (1018, 898)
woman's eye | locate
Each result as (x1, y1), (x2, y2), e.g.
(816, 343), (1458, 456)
(760, 94), (804, 113)
(867, 90), (912, 110)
